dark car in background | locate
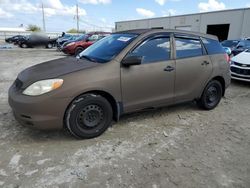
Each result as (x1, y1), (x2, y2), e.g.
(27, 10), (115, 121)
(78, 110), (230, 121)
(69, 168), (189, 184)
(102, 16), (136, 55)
(56, 34), (80, 50)
(18, 34), (58, 48)
(221, 40), (239, 50)
(231, 39), (250, 56)
(62, 32), (110, 56)
(59, 34), (86, 50)
(5, 35), (26, 45)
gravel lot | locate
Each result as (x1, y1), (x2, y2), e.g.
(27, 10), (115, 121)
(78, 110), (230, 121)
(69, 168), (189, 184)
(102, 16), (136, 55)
(0, 47), (250, 188)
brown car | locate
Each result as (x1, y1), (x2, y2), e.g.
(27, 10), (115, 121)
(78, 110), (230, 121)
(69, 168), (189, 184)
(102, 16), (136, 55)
(9, 29), (231, 139)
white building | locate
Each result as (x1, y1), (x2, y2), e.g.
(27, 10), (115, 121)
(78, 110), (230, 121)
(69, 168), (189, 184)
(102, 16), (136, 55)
(115, 8), (250, 41)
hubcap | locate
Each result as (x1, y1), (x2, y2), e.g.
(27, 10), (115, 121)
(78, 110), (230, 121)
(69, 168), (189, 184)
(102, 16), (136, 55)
(206, 85), (218, 105)
(77, 104), (104, 128)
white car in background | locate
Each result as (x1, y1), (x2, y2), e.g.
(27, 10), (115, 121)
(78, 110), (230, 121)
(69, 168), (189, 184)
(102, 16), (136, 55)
(230, 49), (250, 82)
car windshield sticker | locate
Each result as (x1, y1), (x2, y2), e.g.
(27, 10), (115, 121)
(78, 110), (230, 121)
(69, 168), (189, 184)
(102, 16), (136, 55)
(117, 37), (132, 42)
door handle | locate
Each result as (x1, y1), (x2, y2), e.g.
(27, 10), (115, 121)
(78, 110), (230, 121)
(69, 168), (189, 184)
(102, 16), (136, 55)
(164, 66), (175, 72)
(201, 61), (210, 66)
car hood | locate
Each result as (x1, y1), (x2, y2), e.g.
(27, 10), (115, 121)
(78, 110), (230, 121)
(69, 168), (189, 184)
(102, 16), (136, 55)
(231, 51), (250, 65)
(17, 56), (100, 88)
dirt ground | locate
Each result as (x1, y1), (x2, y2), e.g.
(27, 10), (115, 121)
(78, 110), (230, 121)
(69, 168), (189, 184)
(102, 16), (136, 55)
(0, 47), (250, 188)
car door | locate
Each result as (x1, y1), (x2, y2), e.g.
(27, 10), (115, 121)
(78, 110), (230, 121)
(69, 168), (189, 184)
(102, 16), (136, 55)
(121, 34), (175, 113)
(174, 34), (213, 103)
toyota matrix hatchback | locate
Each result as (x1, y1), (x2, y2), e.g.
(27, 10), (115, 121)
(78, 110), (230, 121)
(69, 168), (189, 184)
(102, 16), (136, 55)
(9, 29), (231, 139)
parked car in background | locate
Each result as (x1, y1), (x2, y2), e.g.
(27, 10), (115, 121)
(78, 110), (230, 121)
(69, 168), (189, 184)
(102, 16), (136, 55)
(8, 29), (230, 139)
(230, 48), (250, 82)
(231, 39), (250, 56)
(18, 33), (57, 48)
(221, 40), (239, 50)
(56, 34), (79, 50)
(60, 34), (86, 50)
(62, 32), (110, 56)
(5, 35), (26, 45)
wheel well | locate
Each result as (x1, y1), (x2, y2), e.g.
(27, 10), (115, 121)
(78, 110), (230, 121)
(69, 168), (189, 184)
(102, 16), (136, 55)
(87, 90), (118, 120)
(64, 90), (118, 125)
(74, 46), (84, 55)
(75, 46), (84, 51)
(212, 76), (225, 96)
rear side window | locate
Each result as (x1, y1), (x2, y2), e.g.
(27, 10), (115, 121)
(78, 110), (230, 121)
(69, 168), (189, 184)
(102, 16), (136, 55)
(131, 37), (170, 63)
(202, 38), (225, 55)
(175, 37), (203, 59)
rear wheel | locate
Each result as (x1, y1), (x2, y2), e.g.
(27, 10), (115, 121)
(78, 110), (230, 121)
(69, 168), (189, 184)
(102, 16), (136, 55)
(65, 94), (113, 139)
(75, 47), (84, 56)
(198, 80), (222, 110)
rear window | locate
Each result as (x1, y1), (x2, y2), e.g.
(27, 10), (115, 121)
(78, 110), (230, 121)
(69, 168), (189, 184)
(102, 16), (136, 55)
(175, 37), (203, 59)
(202, 38), (225, 55)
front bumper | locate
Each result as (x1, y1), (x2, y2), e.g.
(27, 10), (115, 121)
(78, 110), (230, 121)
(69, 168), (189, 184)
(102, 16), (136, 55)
(8, 83), (72, 130)
(62, 47), (74, 55)
(230, 65), (250, 82)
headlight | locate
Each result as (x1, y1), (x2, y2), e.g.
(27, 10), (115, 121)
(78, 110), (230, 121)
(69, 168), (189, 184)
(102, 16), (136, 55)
(23, 79), (63, 96)
(230, 61), (235, 65)
(66, 42), (75, 46)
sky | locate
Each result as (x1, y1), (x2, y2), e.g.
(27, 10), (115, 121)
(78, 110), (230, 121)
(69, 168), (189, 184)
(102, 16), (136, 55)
(0, 0), (250, 32)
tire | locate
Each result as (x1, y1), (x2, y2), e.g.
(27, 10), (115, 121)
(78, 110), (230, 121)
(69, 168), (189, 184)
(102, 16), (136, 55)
(20, 43), (27, 48)
(65, 94), (113, 139)
(47, 43), (53, 49)
(75, 47), (84, 56)
(198, 80), (222, 110)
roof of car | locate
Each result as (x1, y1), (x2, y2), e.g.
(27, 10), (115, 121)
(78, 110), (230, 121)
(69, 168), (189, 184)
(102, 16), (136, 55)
(115, 29), (218, 40)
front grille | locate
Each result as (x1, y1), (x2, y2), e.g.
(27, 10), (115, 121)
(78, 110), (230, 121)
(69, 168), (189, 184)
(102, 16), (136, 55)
(14, 78), (23, 90)
(231, 67), (250, 76)
(234, 62), (250, 67)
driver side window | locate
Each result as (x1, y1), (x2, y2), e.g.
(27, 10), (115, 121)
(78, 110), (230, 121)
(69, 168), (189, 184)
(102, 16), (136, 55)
(130, 36), (171, 64)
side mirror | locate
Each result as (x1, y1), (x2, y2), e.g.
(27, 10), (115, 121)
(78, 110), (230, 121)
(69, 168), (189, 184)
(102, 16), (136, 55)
(122, 55), (142, 66)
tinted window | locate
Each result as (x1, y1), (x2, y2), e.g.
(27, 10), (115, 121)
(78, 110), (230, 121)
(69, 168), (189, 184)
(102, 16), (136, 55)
(221, 40), (239, 47)
(202, 38), (225, 55)
(80, 33), (138, 63)
(237, 40), (250, 48)
(131, 37), (170, 63)
(175, 38), (203, 59)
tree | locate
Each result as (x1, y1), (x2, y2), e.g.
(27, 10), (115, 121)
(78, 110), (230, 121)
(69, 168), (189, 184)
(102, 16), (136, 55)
(27, 24), (41, 32)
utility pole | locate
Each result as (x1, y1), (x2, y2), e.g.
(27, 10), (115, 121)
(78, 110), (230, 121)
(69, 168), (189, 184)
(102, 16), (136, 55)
(76, 3), (79, 33)
(42, 2), (46, 32)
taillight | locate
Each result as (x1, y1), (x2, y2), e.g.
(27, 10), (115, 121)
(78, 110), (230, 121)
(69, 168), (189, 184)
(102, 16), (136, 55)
(224, 53), (230, 63)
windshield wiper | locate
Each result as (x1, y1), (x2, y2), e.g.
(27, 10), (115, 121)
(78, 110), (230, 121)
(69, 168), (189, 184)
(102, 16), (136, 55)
(80, 55), (97, 63)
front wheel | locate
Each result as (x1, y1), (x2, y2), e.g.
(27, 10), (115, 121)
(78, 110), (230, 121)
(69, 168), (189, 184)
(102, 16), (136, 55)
(198, 80), (222, 110)
(46, 43), (53, 49)
(65, 94), (113, 139)
(74, 47), (84, 56)
(20, 43), (28, 48)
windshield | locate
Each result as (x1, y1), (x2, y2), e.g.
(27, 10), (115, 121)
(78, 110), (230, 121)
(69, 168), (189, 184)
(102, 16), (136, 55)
(79, 33), (138, 63)
(221, 40), (239, 47)
(76, 34), (87, 41)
